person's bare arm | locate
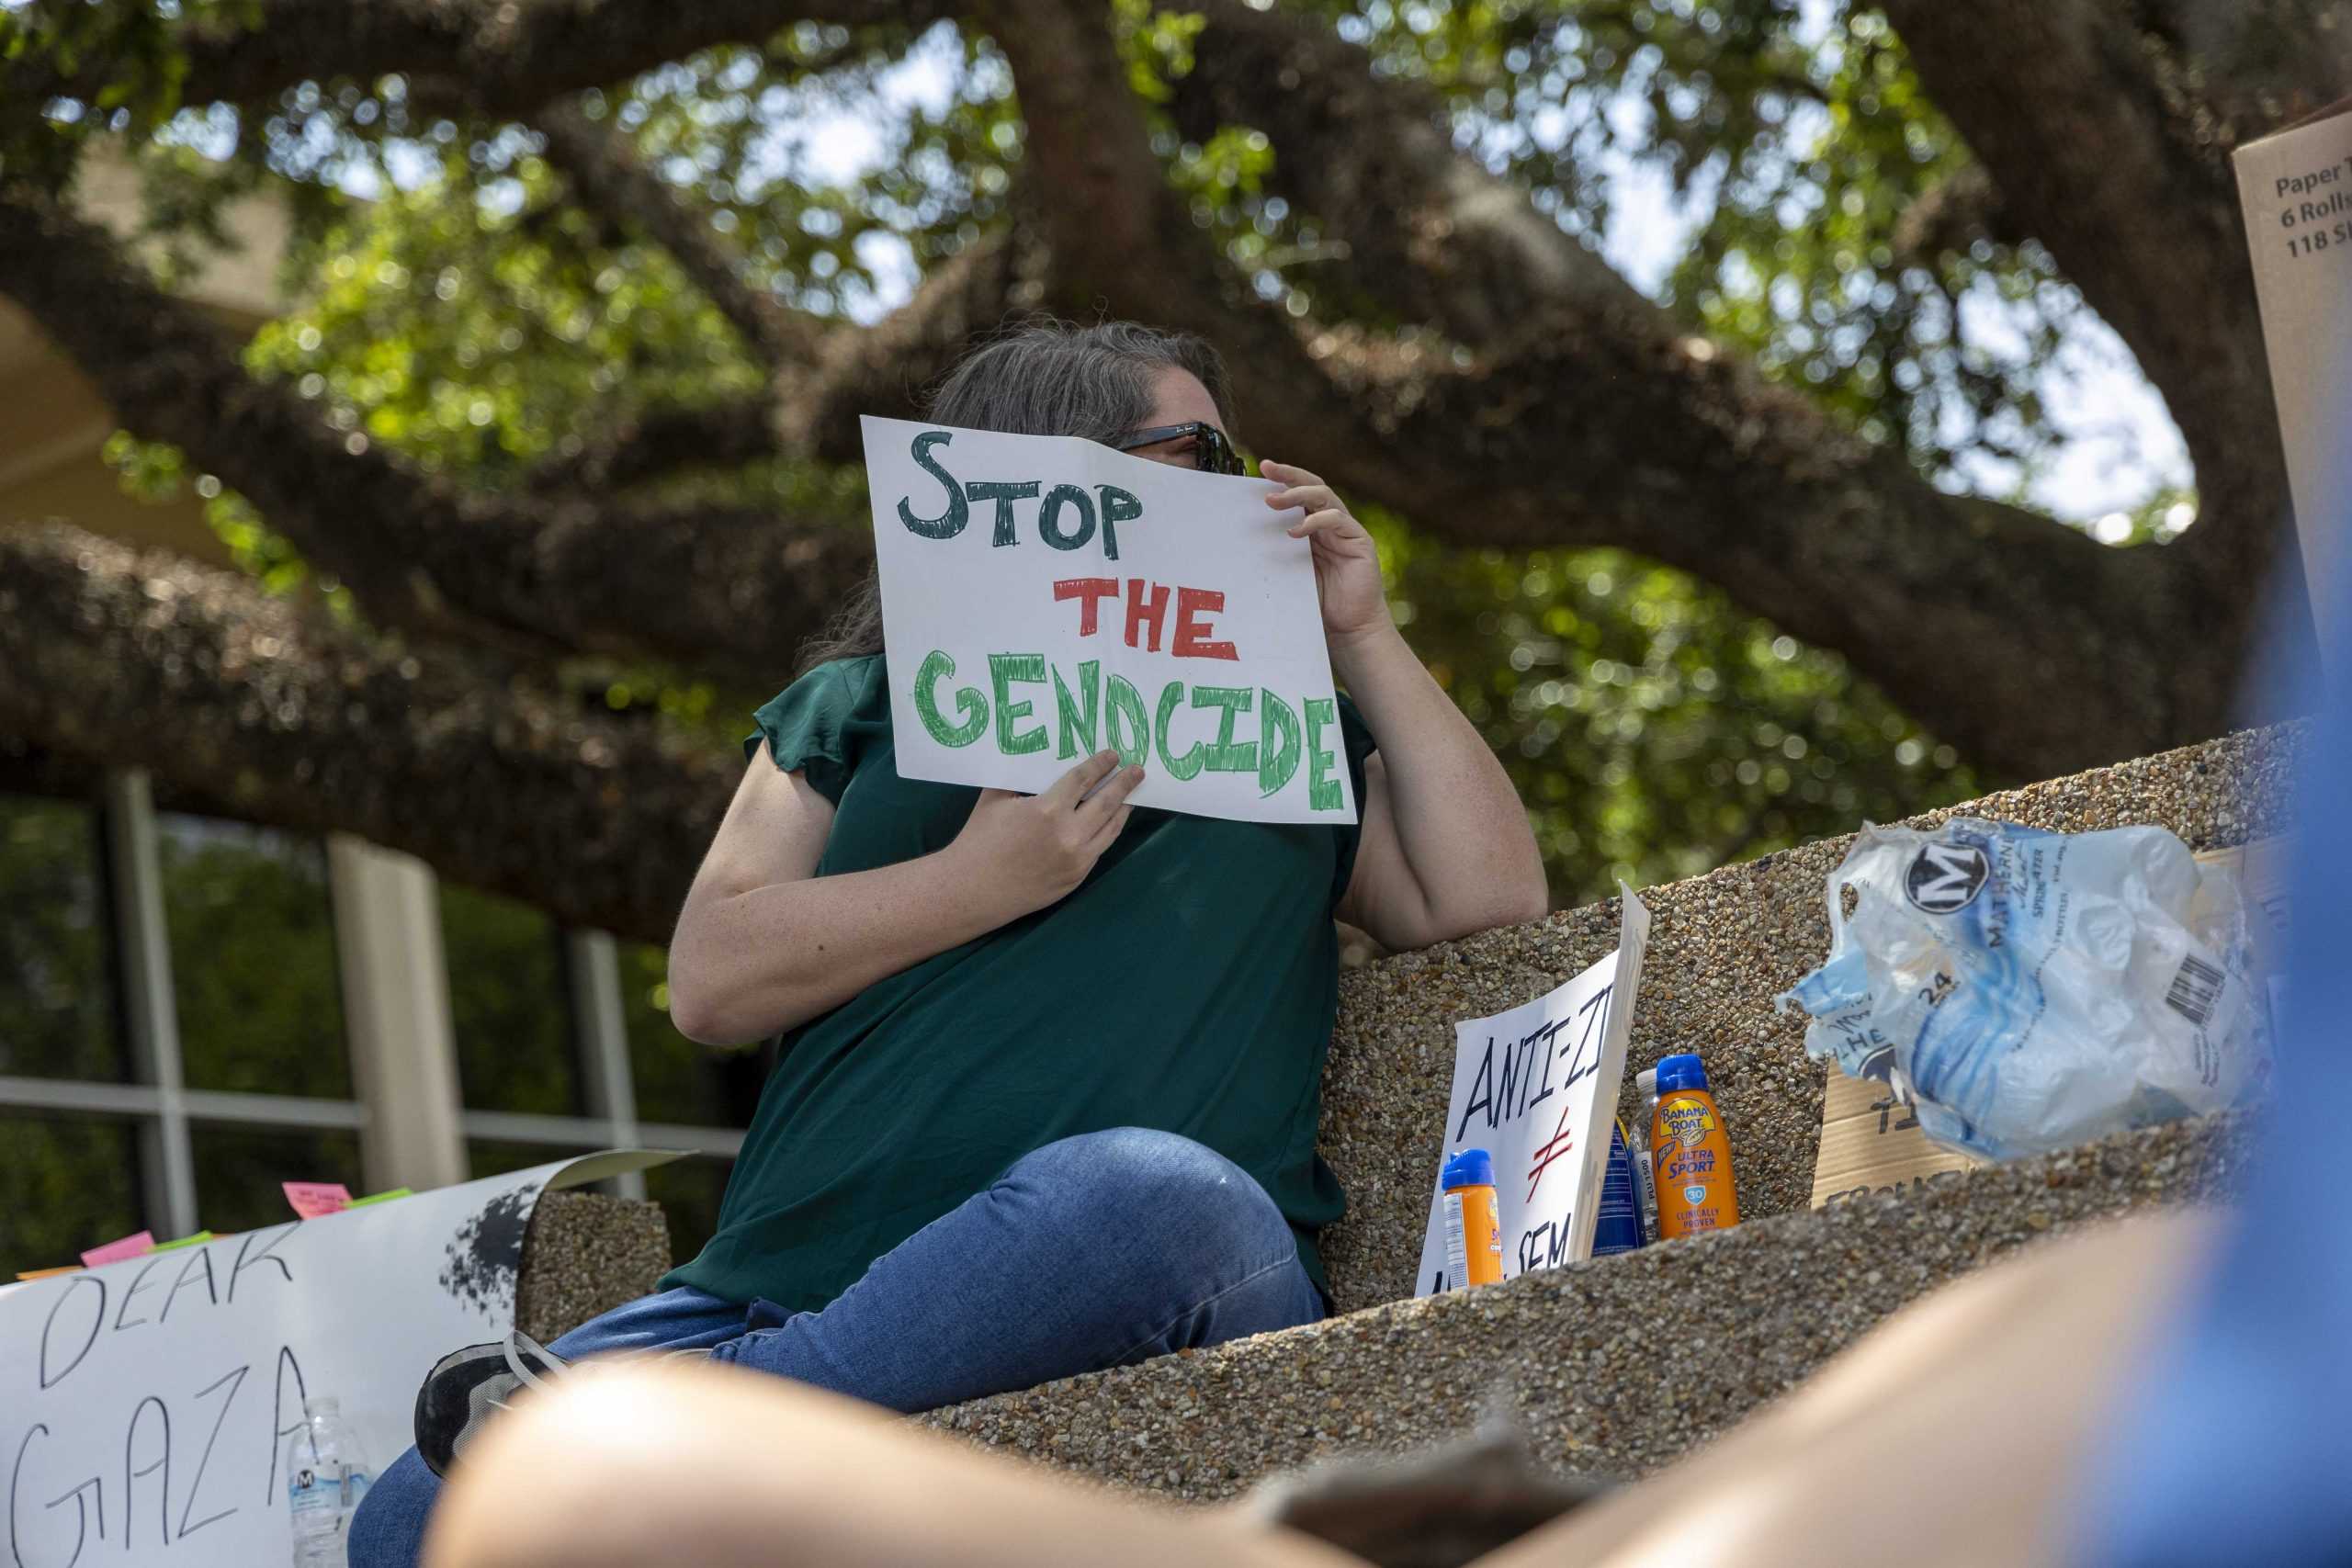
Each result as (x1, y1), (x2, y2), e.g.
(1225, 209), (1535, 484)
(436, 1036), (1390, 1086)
(667, 748), (1143, 1046)
(1256, 461), (1548, 951)
(1329, 628), (1550, 950)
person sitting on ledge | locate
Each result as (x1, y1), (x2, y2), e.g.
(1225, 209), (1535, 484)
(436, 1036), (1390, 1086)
(349, 318), (1548, 1568)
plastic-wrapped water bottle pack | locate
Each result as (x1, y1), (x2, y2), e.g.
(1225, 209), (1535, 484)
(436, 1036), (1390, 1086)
(1778, 818), (2269, 1161)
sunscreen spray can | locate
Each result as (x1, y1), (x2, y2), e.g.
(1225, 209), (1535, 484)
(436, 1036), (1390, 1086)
(1590, 1120), (1648, 1257)
(1442, 1148), (1504, 1288)
(1652, 1053), (1741, 1239)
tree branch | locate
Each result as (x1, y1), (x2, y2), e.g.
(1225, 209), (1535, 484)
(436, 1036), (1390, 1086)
(1877, 0), (2300, 636)
(1133, 0), (2211, 777)
(8, 0), (952, 121)
(0, 176), (875, 690)
(0, 522), (727, 942)
(521, 397), (783, 497)
(531, 96), (818, 371)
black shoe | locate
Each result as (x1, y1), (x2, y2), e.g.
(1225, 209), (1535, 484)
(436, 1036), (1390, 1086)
(413, 1329), (569, 1478)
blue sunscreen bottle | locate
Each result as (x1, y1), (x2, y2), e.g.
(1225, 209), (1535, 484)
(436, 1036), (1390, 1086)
(1589, 1120), (1649, 1257)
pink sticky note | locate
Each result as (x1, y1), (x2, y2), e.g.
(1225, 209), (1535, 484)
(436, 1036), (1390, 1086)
(283, 1181), (353, 1219)
(80, 1230), (155, 1268)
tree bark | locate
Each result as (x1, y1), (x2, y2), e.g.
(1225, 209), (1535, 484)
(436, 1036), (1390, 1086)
(0, 523), (725, 942)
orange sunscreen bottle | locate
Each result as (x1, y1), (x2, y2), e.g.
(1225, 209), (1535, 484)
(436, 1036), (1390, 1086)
(1651, 1053), (1741, 1239)
(1442, 1148), (1504, 1288)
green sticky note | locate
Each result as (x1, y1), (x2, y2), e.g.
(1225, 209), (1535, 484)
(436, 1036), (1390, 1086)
(347, 1188), (413, 1208)
(152, 1230), (215, 1251)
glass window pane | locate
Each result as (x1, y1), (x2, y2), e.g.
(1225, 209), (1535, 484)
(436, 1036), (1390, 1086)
(644, 1157), (732, 1264)
(159, 814), (351, 1099)
(188, 1123), (363, 1237)
(0, 1114), (144, 1273)
(0, 795), (125, 1081)
(441, 886), (579, 1116)
(619, 942), (759, 1130)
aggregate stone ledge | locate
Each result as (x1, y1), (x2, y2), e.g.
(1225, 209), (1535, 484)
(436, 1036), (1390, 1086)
(515, 1189), (673, 1344)
(1315, 724), (2302, 1312)
(921, 1111), (2251, 1500)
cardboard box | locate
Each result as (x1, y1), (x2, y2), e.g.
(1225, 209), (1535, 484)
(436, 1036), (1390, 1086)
(2233, 100), (2352, 651)
(1809, 1064), (1979, 1209)
(1807, 839), (2292, 1208)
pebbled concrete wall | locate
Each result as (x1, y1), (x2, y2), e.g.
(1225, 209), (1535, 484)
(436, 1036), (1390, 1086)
(1313, 725), (2301, 1313)
(924, 1110), (2251, 1498)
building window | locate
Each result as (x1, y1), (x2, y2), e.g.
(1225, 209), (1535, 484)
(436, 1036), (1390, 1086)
(2, 771), (749, 1278)
(0, 794), (124, 1083)
(0, 1113), (142, 1271)
(161, 813), (352, 1100)
(441, 884), (580, 1117)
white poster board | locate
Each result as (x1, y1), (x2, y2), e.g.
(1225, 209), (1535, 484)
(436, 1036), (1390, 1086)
(2233, 100), (2352, 660)
(1416, 886), (1652, 1295)
(2, 1150), (678, 1567)
(862, 415), (1357, 825)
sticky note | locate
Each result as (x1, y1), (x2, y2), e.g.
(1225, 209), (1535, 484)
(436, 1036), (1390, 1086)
(284, 1180), (355, 1219)
(347, 1188), (413, 1208)
(152, 1230), (215, 1251)
(80, 1230), (155, 1268)
(14, 1265), (79, 1281)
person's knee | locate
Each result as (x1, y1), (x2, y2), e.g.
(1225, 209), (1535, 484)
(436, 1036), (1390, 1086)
(1012, 1127), (1289, 1265)
(348, 1445), (439, 1568)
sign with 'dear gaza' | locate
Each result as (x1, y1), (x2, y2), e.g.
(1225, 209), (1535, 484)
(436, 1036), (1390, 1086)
(863, 415), (1357, 825)
(1, 1150), (681, 1567)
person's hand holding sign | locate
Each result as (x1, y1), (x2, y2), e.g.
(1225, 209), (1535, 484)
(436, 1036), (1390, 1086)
(949, 749), (1147, 917)
(1261, 461), (1387, 649)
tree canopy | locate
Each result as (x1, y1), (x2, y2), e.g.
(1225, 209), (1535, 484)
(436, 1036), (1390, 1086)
(1, 0), (2341, 932)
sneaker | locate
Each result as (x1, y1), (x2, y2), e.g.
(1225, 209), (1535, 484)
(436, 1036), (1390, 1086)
(413, 1329), (569, 1479)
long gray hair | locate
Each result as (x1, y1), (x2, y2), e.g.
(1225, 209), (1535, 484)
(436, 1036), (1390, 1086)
(794, 318), (1238, 675)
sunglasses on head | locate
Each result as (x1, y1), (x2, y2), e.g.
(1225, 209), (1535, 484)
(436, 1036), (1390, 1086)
(1111, 421), (1245, 477)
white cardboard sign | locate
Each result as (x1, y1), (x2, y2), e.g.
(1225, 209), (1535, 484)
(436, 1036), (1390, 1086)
(1, 1150), (676, 1568)
(1416, 886), (1652, 1294)
(862, 415), (1357, 825)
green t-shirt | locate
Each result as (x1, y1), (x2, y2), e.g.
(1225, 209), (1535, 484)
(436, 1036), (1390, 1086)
(661, 653), (1376, 1314)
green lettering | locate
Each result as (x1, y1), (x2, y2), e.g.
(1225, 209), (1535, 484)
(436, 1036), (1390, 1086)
(965, 479), (1040, 547)
(989, 653), (1048, 754)
(1154, 680), (1205, 780)
(1038, 483), (1096, 551)
(1304, 696), (1342, 811)
(1094, 485), (1140, 561)
(1052, 660), (1101, 759)
(1105, 674), (1149, 766)
(1192, 686), (1258, 773)
(1258, 690), (1301, 797)
(913, 649), (987, 747)
(897, 432), (968, 539)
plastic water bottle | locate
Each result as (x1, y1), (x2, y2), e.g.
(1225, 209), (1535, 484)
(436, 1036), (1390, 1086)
(287, 1396), (373, 1567)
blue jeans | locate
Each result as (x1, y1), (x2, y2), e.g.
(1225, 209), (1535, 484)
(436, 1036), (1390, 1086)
(348, 1127), (1325, 1568)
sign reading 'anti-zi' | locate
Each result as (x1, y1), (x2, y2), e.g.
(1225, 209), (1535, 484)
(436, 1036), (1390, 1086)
(862, 416), (1358, 825)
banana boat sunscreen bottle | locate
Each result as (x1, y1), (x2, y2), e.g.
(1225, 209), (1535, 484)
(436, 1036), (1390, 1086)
(1652, 1053), (1741, 1239)
(1442, 1148), (1504, 1288)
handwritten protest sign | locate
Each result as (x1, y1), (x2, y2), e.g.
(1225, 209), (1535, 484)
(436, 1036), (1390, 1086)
(2, 1150), (677, 1567)
(1416, 886), (1652, 1294)
(862, 416), (1357, 825)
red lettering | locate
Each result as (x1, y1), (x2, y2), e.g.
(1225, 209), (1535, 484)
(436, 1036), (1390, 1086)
(1171, 587), (1238, 660)
(1053, 577), (1119, 637)
(1124, 578), (1171, 652)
